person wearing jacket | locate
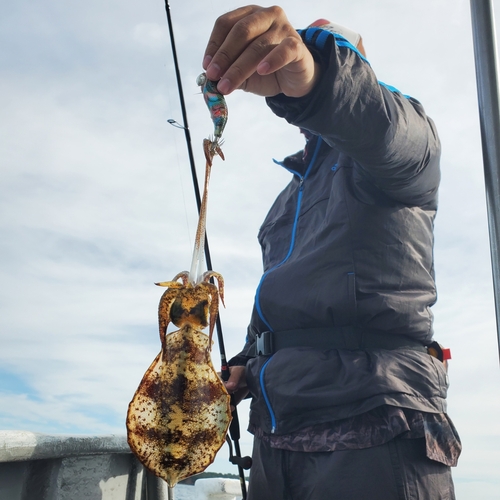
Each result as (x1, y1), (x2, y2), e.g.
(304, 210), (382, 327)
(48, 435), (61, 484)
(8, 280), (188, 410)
(203, 5), (461, 499)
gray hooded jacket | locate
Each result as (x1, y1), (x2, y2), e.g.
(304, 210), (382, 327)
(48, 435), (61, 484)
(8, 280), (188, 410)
(232, 25), (448, 436)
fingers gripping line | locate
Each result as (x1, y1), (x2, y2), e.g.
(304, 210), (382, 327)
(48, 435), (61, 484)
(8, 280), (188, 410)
(202, 6), (303, 94)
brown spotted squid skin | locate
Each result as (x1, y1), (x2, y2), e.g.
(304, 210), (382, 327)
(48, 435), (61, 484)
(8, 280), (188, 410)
(126, 273), (231, 487)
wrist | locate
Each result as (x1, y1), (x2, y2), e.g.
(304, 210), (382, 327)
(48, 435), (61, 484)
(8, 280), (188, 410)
(301, 61), (322, 97)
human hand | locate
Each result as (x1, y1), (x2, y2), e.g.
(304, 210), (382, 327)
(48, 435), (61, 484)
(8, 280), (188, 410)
(224, 365), (249, 408)
(202, 5), (320, 97)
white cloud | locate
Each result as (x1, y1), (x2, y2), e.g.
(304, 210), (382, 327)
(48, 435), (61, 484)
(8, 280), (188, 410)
(133, 22), (169, 49)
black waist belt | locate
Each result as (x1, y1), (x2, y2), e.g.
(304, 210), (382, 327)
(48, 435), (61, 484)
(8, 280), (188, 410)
(252, 326), (427, 356)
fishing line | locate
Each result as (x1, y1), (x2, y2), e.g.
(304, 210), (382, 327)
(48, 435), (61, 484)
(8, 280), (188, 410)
(167, 114), (194, 254)
(163, 2), (249, 498)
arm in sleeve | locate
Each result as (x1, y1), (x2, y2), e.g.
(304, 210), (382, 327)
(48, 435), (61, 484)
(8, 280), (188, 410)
(266, 27), (440, 206)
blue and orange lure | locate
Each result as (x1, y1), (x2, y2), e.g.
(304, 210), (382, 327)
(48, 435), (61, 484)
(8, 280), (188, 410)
(197, 72), (227, 162)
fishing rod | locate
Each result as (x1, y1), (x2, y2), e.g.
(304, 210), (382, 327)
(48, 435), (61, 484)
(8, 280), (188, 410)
(163, 1), (251, 497)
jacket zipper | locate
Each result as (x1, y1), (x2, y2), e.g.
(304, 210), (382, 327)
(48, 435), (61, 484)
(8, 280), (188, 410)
(255, 137), (323, 433)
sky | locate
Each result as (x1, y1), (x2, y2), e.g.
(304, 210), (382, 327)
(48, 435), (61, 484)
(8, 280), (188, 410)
(0, 0), (499, 497)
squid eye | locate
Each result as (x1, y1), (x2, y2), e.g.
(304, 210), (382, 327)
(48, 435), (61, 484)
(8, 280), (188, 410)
(196, 72), (207, 86)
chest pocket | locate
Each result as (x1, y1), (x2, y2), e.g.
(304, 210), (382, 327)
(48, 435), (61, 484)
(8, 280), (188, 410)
(259, 159), (343, 270)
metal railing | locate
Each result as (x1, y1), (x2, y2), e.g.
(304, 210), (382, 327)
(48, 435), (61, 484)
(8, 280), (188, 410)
(470, 0), (500, 361)
(0, 431), (242, 500)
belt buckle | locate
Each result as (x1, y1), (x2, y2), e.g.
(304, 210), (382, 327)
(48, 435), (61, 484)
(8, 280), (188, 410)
(256, 331), (273, 356)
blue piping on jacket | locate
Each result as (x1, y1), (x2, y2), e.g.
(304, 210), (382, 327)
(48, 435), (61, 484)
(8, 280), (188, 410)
(254, 137), (323, 434)
(298, 26), (411, 99)
(298, 27), (369, 63)
(254, 137), (323, 331)
(378, 81), (411, 99)
(260, 356), (276, 432)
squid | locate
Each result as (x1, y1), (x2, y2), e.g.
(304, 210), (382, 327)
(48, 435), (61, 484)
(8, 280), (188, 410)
(126, 74), (231, 489)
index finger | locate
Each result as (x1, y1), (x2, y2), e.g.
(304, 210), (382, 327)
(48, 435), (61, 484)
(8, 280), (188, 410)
(203, 5), (258, 72)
